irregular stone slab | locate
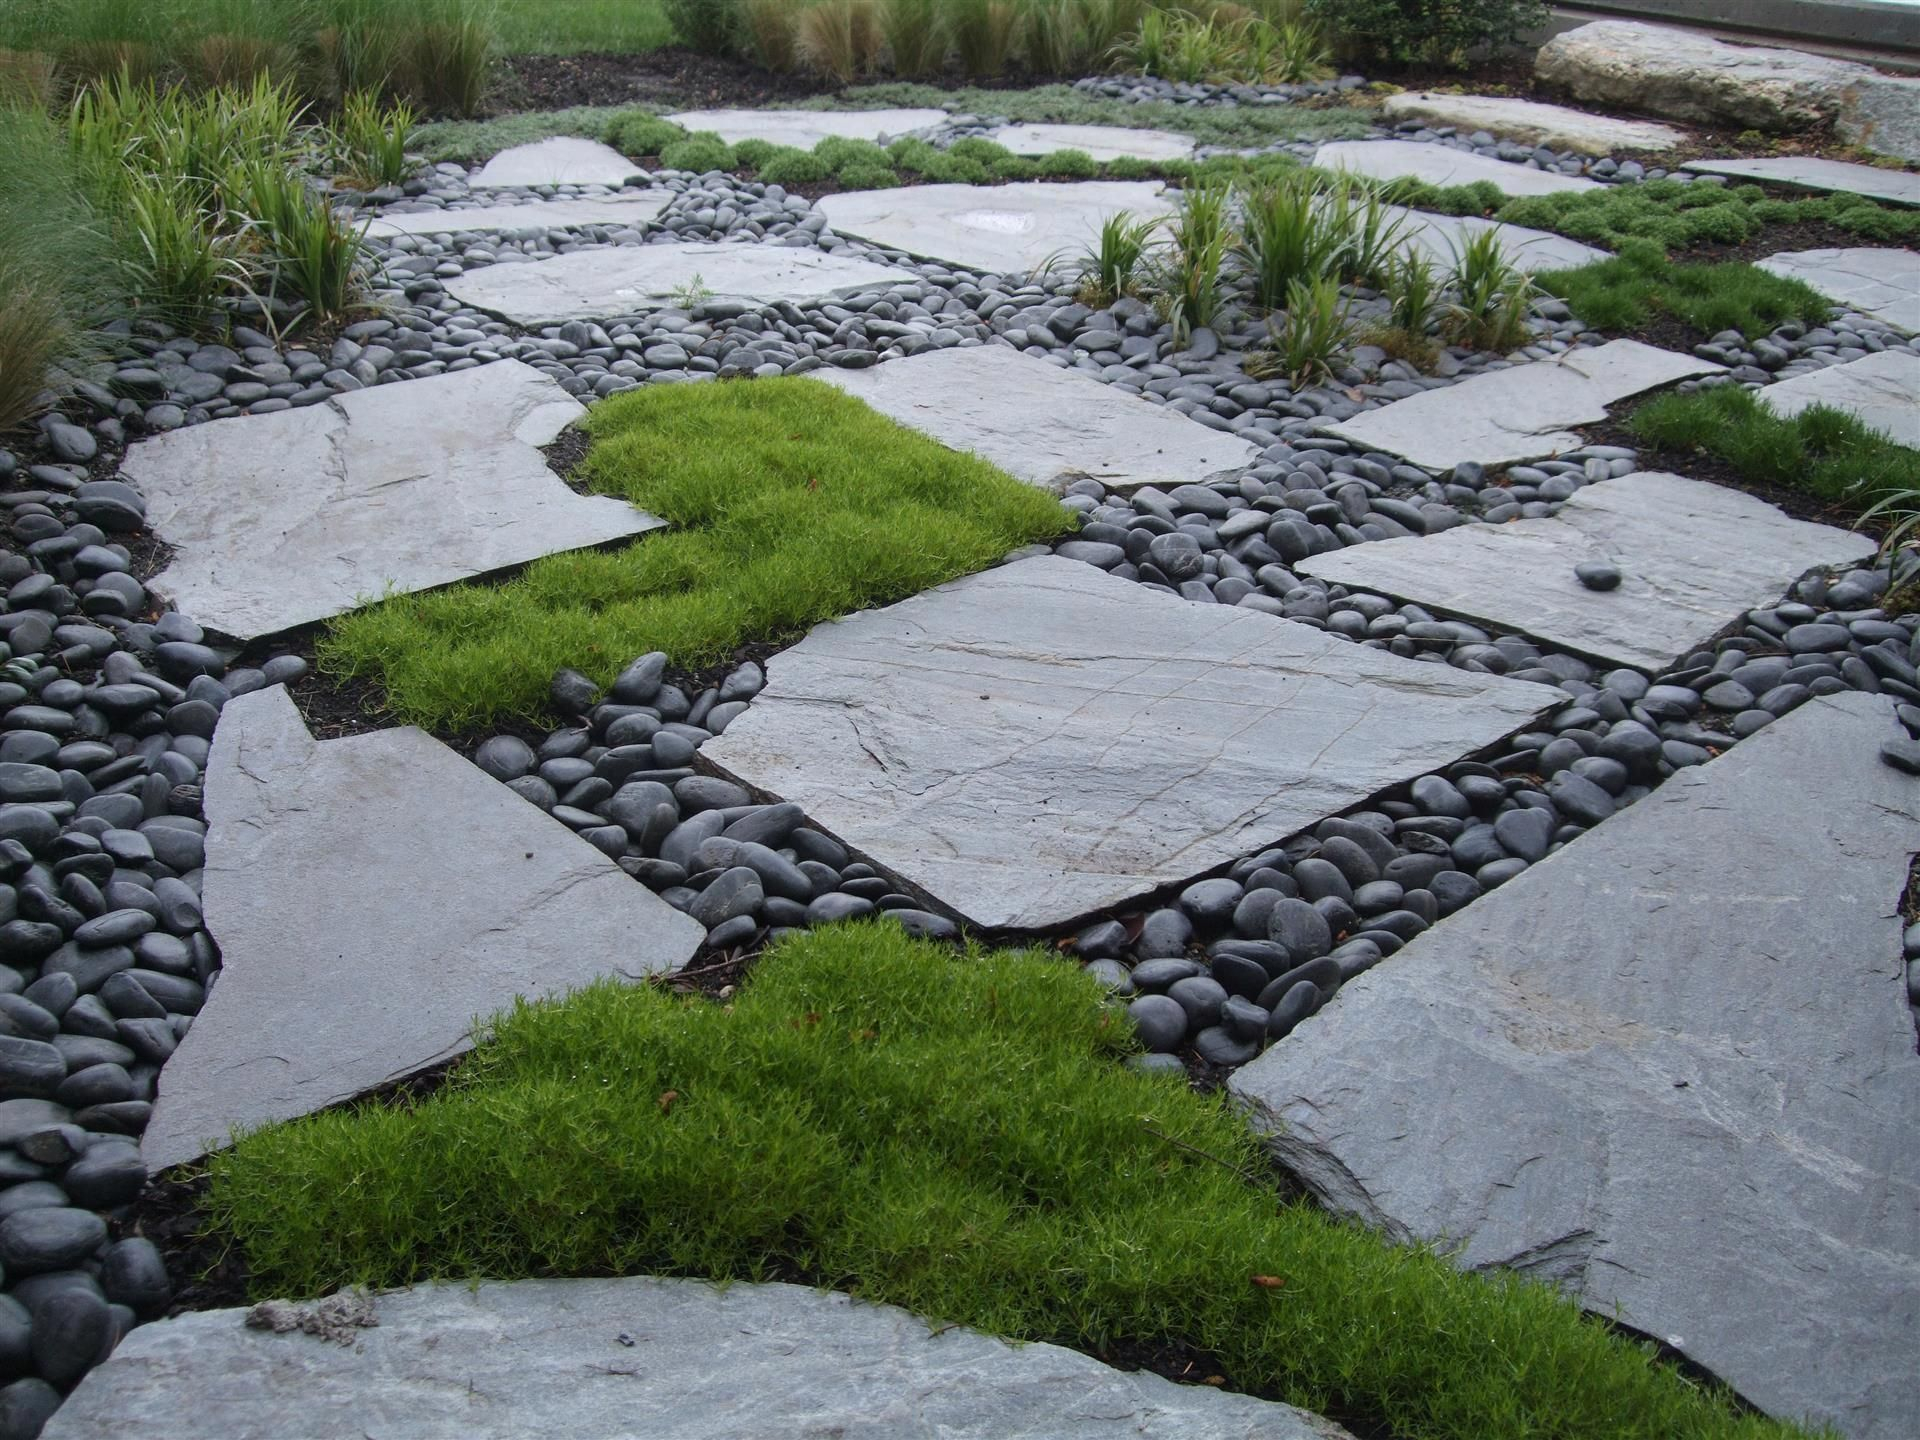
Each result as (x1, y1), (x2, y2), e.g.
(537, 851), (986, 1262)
(470, 136), (644, 188)
(141, 687), (705, 1173)
(1680, 154), (1920, 208)
(46, 1277), (1354, 1440)
(703, 556), (1559, 932)
(664, 106), (946, 149)
(816, 180), (1178, 275)
(121, 362), (658, 642)
(1382, 92), (1684, 155)
(988, 121), (1196, 163)
(1758, 349), (1920, 448)
(1229, 692), (1920, 1440)
(1299, 471), (1878, 672)
(1319, 339), (1722, 470)
(1837, 71), (1920, 165)
(445, 241), (907, 325)
(815, 345), (1261, 495)
(365, 190), (675, 239)
(1313, 139), (1599, 197)
(1756, 246), (1920, 332)
(1391, 207), (1608, 274)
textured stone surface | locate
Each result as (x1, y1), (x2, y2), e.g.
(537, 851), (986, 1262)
(1758, 348), (1920, 447)
(141, 687), (706, 1172)
(702, 556), (1559, 931)
(1756, 246), (1920, 332)
(1313, 139), (1599, 196)
(1391, 207), (1608, 273)
(1319, 340), (1721, 470)
(122, 362), (657, 641)
(815, 344), (1262, 494)
(46, 1276), (1353, 1440)
(366, 191), (675, 239)
(1382, 92), (1684, 154)
(445, 242), (907, 325)
(988, 122), (1196, 162)
(470, 137), (644, 187)
(816, 180), (1177, 275)
(1300, 471), (1878, 672)
(1680, 155), (1920, 207)
(1837, 72), (1920, 164)
(663, 107), (946, 148)
(1229, 692), (1920, 1440)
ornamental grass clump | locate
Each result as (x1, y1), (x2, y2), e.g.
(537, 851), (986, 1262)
(330, 89), (416, 188)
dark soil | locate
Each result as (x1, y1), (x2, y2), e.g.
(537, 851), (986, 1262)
(487, 47), (833, 113)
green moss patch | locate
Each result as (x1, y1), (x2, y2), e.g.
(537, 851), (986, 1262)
(1541, 241), (1832, 340)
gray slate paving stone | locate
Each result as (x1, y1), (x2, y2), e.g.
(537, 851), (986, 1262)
(987, 122), (1196, 162)
(1300, 471), (1878, 673)
(469, 137), (643, 188)
(364, 190), (676, 239)
(1679, 155), (1920, 208)
(121, 361), (660, 641)
(702, 556), (1560, 931)
(1380, 92), (1685, 154)
(45, 1277), (1354, 1440)
(1755, 247), (1920, 333)
(1312, 139), (1601, 196)
(1756, 348), (1920, 448)
(663, 107), (948, 149)
(444, 241), (908, 325)
(1388, 207), (1609, 274)
(1229, 692), (1920, 1440)
(140, 686), (706, 1173)
(816, 344), (1263, 494)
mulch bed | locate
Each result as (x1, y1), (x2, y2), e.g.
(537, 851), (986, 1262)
(486, 48), (831, 114)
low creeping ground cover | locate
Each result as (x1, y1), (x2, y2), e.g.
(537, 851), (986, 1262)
(318, 377), (1069, 729)
(205, 923), (1828, 1440)
(1539, 240), (1832, 341)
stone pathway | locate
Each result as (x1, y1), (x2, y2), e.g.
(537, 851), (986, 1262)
(663, 106), (948, 149)
(1312, 139), (1601, 196)
(988, 121), (1195, 163)
(444, 242), (909, 325)
(1298, 471), (1878, 672)
(815, 344), (1262, 494)
(120, 362), (660, 641)
(364, 191), (675, 239)
(1757, 348), (1920, 447)
(1680, 154), (1920, 208)
(1317, 339), (1722, 470)
(470, 137), (644, 188)
(141, 685), (706, 1173)
(1380, 92), (1684, 155)
(1389, 207), (1607, 274)
(1756, 246), (1920, 332)
(702, 555), (1559, 931)
(1229, 691), (1920, 1440)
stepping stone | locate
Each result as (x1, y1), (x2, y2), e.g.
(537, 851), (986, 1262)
(46, 1276), (1354, 1440)
(987, 121), (1196, 163)
(140, 686), (706, 1174)
(1390, 207), (1608, 274)
(121, 362), (660, 642)
(1298, 471), (1877, 672)
(1229, 691), (1920, 1440)
(815, 344), (1262, 495)
(816, 180), (1178, 275)
(365, 191), (675, 239)
(1382, 92), (1685, 155)
(1756, 246), (1920, 332)
(663, 106), (947, 149)
(445, 241), (907, 325)
(1680, 154), (1920, 208)
(1312, 139), (1600, 197)
(702, 556), (1560, 931)
(1318, 339), (1723, 470)
(1758, 349), (1920, 448)
(470, 136), (644, 188)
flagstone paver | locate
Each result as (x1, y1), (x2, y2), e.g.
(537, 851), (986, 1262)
(815, 344), (1262, 494)
(444, 242), (908, 325)
(815, 180), (1178, 275)
(45, 1277), (1354, 1440)
(1756, 246), (1920, 332)
(702, 555), (1561, 932)
(1680, 154), (1920, 207)
(470, 136), (644, 188)
(664, 106), (947, 149)
(1313, 139), (1601, 196)
(365, 191), (675, 239)
(121, 361), (659, 642)
(140, 685), (707, 1174)
(1298, 471), (1879, 672)
(988, 121), (1196, 163)
(1229, 691), (1920, 1440)
(1390, 207), (1609, 273)
(1381, 92), (1685, 154)
(1317, 339), (1722, 470)
(1757, 348), (1920, 447)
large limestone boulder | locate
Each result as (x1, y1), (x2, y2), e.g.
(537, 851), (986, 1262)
(1837, 71), (1920, 163)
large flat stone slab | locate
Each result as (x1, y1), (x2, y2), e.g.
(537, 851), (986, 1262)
(815, 344), (1261, 495)
(1299, 471), (1878, 672)
(1318, 339), (1722, 469)
(1391, 207), (1609, 274)
(141, 687), (706, 1173)
(1382, 92), (1684, 155)
(365, 191), (675, 239)
(702, 556), (1560, 931)
(1313, 139), (1600, 197)
(470, 136), (644, 188)
(1680, 154), (1920, 208)
(664, 106), (946, 149)
(816, 180), (1178, 275)
(121, 361), (658, 642)
(1229, 691), (1920, 1440)
(1756, 246), (1920, 332)
(46, 1277), (1354, 1440)
(988, 121), (1195, 163)
(1758, 349), (1920, 448)
(1837, 71), (1920, 165)
(445, 242), (907, 325)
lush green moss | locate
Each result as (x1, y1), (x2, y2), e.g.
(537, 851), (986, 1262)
(604, 110), (686, 158)
(657, 132), (737, 173)
(754, 147), (831, 186)
(1541, 241), (1832, 338)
